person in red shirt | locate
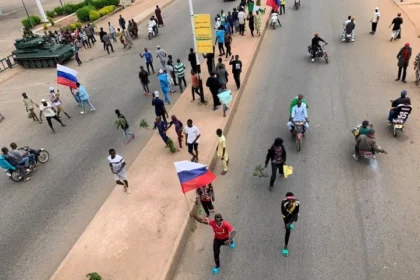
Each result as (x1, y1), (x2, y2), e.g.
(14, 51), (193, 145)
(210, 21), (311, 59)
(396, 42), (412, 83)
(190, 212), (236, 275)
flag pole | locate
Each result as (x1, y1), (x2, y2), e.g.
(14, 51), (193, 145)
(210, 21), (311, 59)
(183, 193), (191, 212)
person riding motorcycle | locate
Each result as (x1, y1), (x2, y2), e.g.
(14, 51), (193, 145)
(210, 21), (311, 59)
(353, 129), (387, 160)
(343, 18), (356, 41)
(311, 33), (327, 62)
(288, 100), (309, 133)
(289, 94), (308, 115)
(10, 142), (36, 167)
(148, 17), (158, 34)
(1, 147), (31, 181)
(352, 120), (372, 139)
(388, 90), (411, 123)
(390, 99), (412, 124)
(271, 9), (281, 27)
(342, 16), (351, 38)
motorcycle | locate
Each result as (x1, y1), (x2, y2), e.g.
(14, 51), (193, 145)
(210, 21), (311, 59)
(5, 165), (36, 182)
(294, 0), (300, 9)
(389, 100), (406, 137)
(19, 146), (50, 163)
(3, 147), (49, 182)
(148, 24), (158, 40)
(271, 14), (281, 29)
(308, 43), (329, 63)
(291, 121), (306, 151)
(343, 31), (352, 42)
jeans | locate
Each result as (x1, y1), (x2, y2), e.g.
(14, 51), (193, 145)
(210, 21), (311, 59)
(397, 65), (408, 81)
(18, 157), (30, 167)
(141, 82), (150, 93)
(146, 62), (154, 74)
(239, 23), (245, 35)
(162, 90), (171, 104)
(80, 99), (95, 113)
(88, 35), (96, 44)
(75, 52), (82, 65)
(371, 22), (378, 33)
(123, 128), (134, 141)
(200, 200), (214, 217)
(269, 162), (284, 187)
(218, 43), (225, 55)
(225, 43), (232, 58)
(105, 43), (114, 54)
(177, 76), (187, 92)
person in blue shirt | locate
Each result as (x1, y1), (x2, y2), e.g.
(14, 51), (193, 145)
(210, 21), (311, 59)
(153, 116), (168, 145)
(158, 69), (170, 104)
(152, 91), (168, 122)
(1, 147), (31, 182)
(214, 27), (225, 56)
(140, 47), (155, 74)
(76, 82), (96, 115)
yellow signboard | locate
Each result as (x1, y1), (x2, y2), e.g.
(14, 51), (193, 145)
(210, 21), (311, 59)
(193, 14), (213, 54)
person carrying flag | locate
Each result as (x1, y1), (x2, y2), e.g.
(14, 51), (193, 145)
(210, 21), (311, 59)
(190, 212), (236, 275)
(281, 192), (300, 256)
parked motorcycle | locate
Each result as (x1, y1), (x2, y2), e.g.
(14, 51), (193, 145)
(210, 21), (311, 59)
(271, 13), (281, 29)
(308, 43), (329, 63)
(291, 121), (306, 151)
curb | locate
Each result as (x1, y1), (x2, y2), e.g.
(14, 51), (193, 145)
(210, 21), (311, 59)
(159, 13), (271, 280)
(392, 0), (420, 33)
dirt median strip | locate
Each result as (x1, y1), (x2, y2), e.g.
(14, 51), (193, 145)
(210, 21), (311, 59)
(50, 10), (270, 280)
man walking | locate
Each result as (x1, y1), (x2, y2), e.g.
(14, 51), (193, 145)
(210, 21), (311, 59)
(389, 13), (403, 41)
(224, 32), (232, 60)
(76, 82), (96, 114)
(99, 27), (107, 50)
(216, 128), (229, 175)
(108, 22), (117, 42)
(196, 184), (215, 217)
(152, 91), (168, 122)
(229, 55), (242, 89)
(119, 15), (126, 30)
(22, 92), (40, 122)
(158, 69), (171, 104)
(139, 66), (150, 95)
(189, 212), (236, 275)
(71, 42), (82, 65)
(115, 109), (134, 144)
(265, 137), (287, 191)
(281, 192), (300, 256)
(206, 72), (221, 110)
(396, 42), (412, 83)
(191, 69), (205, 103)
(84, 24), (96, 45)
(167, 55), (178, 86)
(238, 8), (246, 35)
(39, 99), (66, 133)
(102, 33), (114, 54)
(184, 119), (200, 162)
(49, 87), (71, 119)
(167, 115), (184, 149)
(369, 7), (380, 34)
(280, 0), (286, 15)
(174, 58), (187, 92)
(108, 149), (130, 193)
(140, 48), (154, 74)
(215, 27), (226, 56)
(203, 47), (215, 75)
(156, 45), (167, 67)
(188, 48), (197, 72)
(153, 116), (169, 145)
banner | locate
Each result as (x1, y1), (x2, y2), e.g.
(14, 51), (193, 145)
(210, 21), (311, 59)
(193, 14), (213, 54)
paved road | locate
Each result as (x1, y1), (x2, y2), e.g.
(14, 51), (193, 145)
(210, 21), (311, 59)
(0, 0), (243, 279)
(174, 0), (420, 279)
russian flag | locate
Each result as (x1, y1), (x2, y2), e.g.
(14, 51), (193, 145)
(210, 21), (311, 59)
(267, 0), (280, 10)
(57, 64), (78, 89)
(174, 161), (216, 193)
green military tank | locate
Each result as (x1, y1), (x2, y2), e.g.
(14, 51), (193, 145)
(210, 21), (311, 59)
(12, 33), (74, 69)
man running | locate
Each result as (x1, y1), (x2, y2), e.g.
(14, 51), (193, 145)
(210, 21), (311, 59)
(281, 192), (300, 256)
(190, 212), (236, 275)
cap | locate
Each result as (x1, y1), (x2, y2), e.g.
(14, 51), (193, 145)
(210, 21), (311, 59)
(401, 90), (407, 96)
(40, 98), (47, 102)
(49, 87), (54, 92)
(154, 91), (159, 97)
(314, 33), (318, 36)
(405, 42), (410, 47)
(158, 69), (164, 74)
(157, 45), (160, 48)
(375, 7), (379, 9)
(369, 128), (375, 135)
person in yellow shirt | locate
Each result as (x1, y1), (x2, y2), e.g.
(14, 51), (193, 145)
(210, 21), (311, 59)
(280, 0), (286, 15)
(216, 128), (229, 175)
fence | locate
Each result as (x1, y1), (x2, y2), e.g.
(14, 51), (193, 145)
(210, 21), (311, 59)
(0, 55), (17, 73)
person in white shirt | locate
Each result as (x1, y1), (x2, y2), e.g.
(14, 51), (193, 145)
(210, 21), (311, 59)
(108, 22), (117, 42)
(184, 119), (201, 162)
(39, 99), (66, 133)
(108, 149), (130, 193)
(287, 100), (309, 132)
(49, 87), (71, 119)
(369, 7), (380, 34)
(238, 9), (246, 35)
(342, 15), (351, 39)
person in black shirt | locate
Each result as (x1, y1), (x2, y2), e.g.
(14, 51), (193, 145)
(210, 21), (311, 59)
(229, 55), (242, 89)
(206, 72), (221, 110)
(389, 90), (411, 122)
(188, 48), (197, 72)
(139, 66), (150, 95)
(203, 46), (216, 75)
(311, 33), (327, 61)
(232, 8), (239, 33)
(281, 192), (300, 256)
(99, 27), (107, 50)
(389, 13), (403, 41)
(265, 137), (287, 191)
(393, 100), (412, 122)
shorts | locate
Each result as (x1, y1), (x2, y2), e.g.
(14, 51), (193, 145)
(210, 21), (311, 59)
(113, 168), (128, 181)
(187, 143), (199, 153)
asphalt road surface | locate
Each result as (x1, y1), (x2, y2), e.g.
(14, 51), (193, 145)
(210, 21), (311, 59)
(174, 0), (420, 279)
(0, 0), (243, 279)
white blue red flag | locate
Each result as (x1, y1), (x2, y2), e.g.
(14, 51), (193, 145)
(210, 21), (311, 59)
(174, 161), (216, 193)
(57, 64), (78, 89)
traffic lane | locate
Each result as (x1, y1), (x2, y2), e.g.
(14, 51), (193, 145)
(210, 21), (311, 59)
(175, 0), (420, 279)
(0, 0), (248, 279)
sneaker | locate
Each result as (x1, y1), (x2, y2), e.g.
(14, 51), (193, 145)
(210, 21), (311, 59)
(229, 239), (236, 249)
(351, 39), (355, 42)
(289, 224), (295, 230)
(282, 247), (289, 257)
(212, 267), (220, 275)
(311, 58), (315, 62)
(372, 155), (376, 159)
(80, 111), (85, 114)
(90, 108), (96, 111)
(24, 177), (32, 182)
(221, 170), (227, 175)
(352, 154), (359, 161)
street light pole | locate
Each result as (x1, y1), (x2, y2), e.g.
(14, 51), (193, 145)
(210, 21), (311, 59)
(188, 0), (206, 103)
(21, 0), (33, 29)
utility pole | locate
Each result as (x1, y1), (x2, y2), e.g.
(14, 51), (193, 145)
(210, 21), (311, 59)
(21, 0), (33, 29)
(35, 0), (48, 22)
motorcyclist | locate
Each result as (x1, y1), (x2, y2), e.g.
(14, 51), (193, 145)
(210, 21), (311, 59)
(148, 17), (158, 34)
(343, 18), (356, 41)
(352, 120), (372, 139)
(353, 129), (387, 160)
(388, 90), (411, 123)
(1, 147), (31, 181)
(289, 94), (308, 115)
(288, 100), (309, 133)
(391, 99), (412, 124)
(9, 142), (36, 167)
(271, 9), (281, 27)
(311, 33), (327, 62)
(342, 16), (351, 39)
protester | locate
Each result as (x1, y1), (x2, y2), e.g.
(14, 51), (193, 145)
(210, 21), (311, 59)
(1, 147), (30, 181)
(49, 87), (71, 119)
(152, 91), (168, 122)
(153, 116), (169, 145)
(158, 69), (171, 104)
(280, 0), (286, 15)
(247, 12), (255, 37)
(189, 212), (236, 275)
(139, 66), (150, 95)
(203, 46), (216, 75)
(414, 51), (420, 86)
(215, 27), (226, 56)
(167, 55), (178, 86)
(238, 8), (246, 35)
(224, 32), (232, 59)
(156, 45), (167, 67)
(184, 119), (201, 162)
(255, 10), (262, 36)
(227, 11), (234, 34)
(76, 82), (96, 114)
(85, 24), (96, 45)
(119, 15), (126, 30)
(22, 92), (40, 122)
(216, 63), (228, 88)
(389, 13), (403, 41)
(196, 184), (215, 217)
(191, 69), (201, 102)
(216, 128), (229, 175)
(174, 58), (187, 92)
(99, 27), (107, 50)
(39, 99), (66, 133)
(232, 8), (239, 33)
(108, 149), (130, 193)
(117, 28), (126, 48)
(155, 5), (164, 26)
(130, 19), (139, 38)
(167, 115), (184, 149)
(281, 192), (300, 256)
(229, 55), (242, 89)
(206, 72), (221, 110)
(140, 48), (154, 74)
(79, 29), (91, 48)
(369, 7), (380, 34)
(108, 22), (117, 42)
(102, 33), (115, 54)
(396, 43), (412, 83)
(264, 137), (287, 191)
(115, 109), (134, 144)
(123, 29), (133, 49)
(188, 48), (197, 72)
(165, 63), (176, 93)
(71, 42), (82, 66)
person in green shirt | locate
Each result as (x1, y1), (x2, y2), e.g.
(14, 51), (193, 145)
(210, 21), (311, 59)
(352, 120), (372, 139)
(289, 94), (308, 115)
